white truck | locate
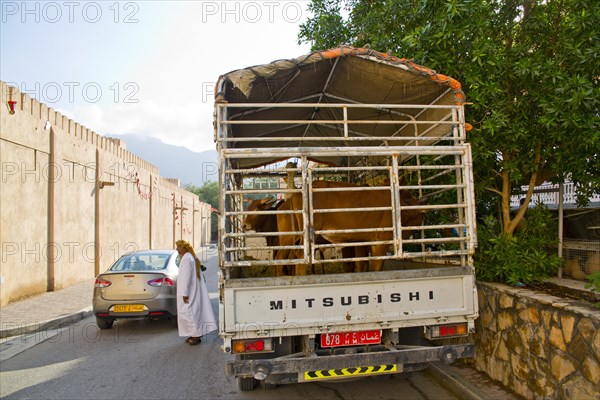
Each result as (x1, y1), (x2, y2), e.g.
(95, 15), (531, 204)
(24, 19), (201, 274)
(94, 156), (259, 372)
(214, 46), (478, 390)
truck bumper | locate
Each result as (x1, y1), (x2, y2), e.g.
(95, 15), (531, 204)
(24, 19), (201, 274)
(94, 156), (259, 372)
(226, 343), (474, 384)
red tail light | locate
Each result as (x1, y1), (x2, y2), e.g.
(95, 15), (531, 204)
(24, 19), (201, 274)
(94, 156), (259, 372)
(232, 339), (273, 354)
(428, 323), (468, 339)
(147, 277), (174, 287)
(440, 326), (457, 336)
(95, 278), (111, 288)
(163, 277), (175, 286)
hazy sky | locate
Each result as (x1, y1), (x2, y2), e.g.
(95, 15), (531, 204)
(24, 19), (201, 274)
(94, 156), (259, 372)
(1, 1), (312, 152)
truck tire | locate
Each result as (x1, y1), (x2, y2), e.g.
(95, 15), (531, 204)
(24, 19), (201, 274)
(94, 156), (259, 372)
(261, 381), (277, 390)
(237, 377), (257, 391)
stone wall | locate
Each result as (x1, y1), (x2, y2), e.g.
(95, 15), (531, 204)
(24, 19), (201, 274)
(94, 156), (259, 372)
(0, 81), (212, 306)
(475, 282), (600, 400)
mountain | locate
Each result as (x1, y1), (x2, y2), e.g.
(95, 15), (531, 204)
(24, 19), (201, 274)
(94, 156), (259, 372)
(110, 134), (218, 187)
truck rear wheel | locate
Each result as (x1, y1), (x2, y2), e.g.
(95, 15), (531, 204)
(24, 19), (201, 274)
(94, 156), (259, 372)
(261, 381), (277, 389)
(237, 377), (257, 391)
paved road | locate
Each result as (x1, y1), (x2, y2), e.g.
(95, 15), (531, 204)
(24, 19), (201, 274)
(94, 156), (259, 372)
(0, 314), (457, 399)
(0, 252), (461, 400)
(0, 248), (520, 400)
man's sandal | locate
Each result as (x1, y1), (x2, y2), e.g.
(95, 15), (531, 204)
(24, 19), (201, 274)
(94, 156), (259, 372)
(186, 337), (201, 345)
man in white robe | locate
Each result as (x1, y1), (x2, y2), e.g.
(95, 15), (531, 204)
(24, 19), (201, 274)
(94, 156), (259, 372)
(176, 240), (217, 345)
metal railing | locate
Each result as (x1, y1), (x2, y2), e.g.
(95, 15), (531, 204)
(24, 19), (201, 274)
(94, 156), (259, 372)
(216, 103), (477, 275)
(510, 181), (600, 208)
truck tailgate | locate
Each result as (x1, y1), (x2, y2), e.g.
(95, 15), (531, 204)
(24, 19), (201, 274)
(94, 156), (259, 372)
(221, 266), (477, 336)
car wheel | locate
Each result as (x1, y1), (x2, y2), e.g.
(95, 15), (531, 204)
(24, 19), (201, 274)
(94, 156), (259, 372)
(96, 317), (114, 330)
(237, 377), (257, 391)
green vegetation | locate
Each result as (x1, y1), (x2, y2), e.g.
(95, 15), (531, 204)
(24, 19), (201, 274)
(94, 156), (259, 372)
(585, 272), (600, 308)
(299, 0), (599, 284)
(475, 206), (562, 285)
(187, 181), (218, 241)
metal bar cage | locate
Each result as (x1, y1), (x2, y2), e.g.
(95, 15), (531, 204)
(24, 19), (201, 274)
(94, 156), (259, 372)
(215, 103), (477, 278)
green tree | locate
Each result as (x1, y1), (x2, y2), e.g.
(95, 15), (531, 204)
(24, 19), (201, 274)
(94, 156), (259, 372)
(186, 181), (219, 241)
(299, 0), (599, 239)
(475, 206), (562, 284)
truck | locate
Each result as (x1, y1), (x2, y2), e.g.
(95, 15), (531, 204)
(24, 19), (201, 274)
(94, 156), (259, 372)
(214, 46), (479, 390)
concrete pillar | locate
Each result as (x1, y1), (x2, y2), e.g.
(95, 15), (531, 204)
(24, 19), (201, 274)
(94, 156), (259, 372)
(94, 148), (100, 277)
(149, 174), (153, 249)
(47, 126), (55, 291)
(172, 193), (177, 245)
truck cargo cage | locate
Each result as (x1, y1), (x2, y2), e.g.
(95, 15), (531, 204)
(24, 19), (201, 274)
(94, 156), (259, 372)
(216, 102), (477, 278)
(214, 47), (479, 389)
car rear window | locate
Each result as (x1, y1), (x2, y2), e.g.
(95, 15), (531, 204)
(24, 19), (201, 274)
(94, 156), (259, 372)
(110, 253), (173, 272)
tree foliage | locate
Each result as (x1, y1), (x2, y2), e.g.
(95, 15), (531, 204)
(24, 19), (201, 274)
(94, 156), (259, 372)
(299, 0), (599, 240)
(475, 206), (562, 284)
(186, 181), (218, 241)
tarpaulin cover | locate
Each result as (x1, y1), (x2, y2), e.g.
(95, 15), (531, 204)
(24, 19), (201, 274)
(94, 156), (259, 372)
(215, 46), (466, 168)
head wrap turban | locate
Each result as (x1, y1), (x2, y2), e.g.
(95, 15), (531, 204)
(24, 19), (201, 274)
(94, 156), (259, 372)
(176, 240), (201, 279)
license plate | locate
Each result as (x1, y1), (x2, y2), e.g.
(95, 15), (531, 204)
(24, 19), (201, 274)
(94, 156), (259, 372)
(113, 304), (145, 313)
(320, 330), (381, 348)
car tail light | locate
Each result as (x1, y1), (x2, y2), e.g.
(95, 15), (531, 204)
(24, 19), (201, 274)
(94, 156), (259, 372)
(232, 339), (273, 354)
(147, 277), (174, 287)
(163, 277), (175, 286)
(427, 323), (468, 339)
(95, 278), (111, 288)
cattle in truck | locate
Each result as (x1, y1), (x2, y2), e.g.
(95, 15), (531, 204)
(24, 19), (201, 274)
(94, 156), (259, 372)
(242, 196), (293, 276)
(242, 197), (282, 247)
(243, 177), (391, 276)
(277, 183), (426, 275)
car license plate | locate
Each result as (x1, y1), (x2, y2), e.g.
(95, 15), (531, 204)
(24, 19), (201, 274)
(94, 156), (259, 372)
(113, 304), (144, 313)
(320, 330), (381, 348)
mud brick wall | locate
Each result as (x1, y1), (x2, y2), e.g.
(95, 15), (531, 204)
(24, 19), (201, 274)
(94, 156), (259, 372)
(475, 282), (600, 400)
(0, 81), (212, 306)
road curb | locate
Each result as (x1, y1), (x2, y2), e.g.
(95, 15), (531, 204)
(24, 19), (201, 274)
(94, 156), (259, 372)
(0, 307), (93, 339)
(425, 362), (492, 400)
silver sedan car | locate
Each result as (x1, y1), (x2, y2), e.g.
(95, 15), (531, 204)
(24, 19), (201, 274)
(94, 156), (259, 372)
(92, 249), (180, 329)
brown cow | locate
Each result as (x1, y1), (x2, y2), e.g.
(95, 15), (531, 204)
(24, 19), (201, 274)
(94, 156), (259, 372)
(278, 183), (425, 274)
(242, 197), (299, 276)
(272, 180), (379, 276)
(243, 197), (286, 276)
(244, 192), (369, 276)
(267, 165), (373, 275)
(243, 196), (343, 275)
(242, 197), (282, 247)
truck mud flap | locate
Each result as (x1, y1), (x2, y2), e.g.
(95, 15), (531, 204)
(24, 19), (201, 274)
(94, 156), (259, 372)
(226, 343), (474, 383)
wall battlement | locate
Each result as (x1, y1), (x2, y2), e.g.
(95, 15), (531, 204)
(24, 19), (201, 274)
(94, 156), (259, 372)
(1, 81), (159, 175)
(0, 80), (211, 307)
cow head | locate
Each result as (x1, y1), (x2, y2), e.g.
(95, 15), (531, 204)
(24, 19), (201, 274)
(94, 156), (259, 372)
(242, 197), (277, 231)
